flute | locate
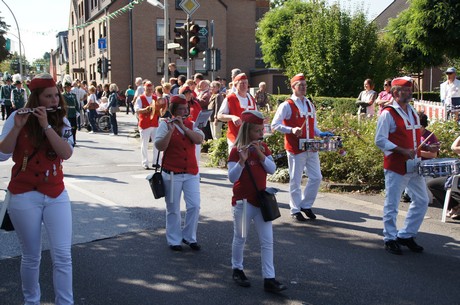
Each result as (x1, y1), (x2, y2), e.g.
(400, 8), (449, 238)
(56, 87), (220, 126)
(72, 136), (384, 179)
(238, 139), (263, 152)
(16, 107), (62, 115)
(163, 115), (191, 123)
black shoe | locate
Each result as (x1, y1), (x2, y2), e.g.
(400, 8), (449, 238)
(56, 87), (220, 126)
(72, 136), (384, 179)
(291, 212), (307, 222)
(401, 192), (411, 202)
(232, 269), (250, 287)
(264, 278), (287, 293)
(169, 245), (183, 251)
(182, 238), (201, 251)
(397, 237), (424, 253)
(301, 208), (317, 219)
(385, 240), (402, 255)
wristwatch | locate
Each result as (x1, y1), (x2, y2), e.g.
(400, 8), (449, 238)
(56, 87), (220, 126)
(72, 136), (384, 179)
(43, 125), (52, 131)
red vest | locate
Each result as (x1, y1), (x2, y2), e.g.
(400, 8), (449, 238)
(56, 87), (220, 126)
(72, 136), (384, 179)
(283, 98), (315, 154)
(138, 95), (159, 129)
(188, 98), (202, 122)
(383, 106), (421, 175)
(162, 120), (199, 175)
(8, 128), (65, 198)
(228, 142), (271, 207)
(226, 93), (257, 143)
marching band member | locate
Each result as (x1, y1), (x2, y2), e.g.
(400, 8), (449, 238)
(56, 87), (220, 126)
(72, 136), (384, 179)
(228, 110), (287, 293)
(271, 73), (333, 222)
(217, 73), (257, 152)
(154, 94), (204, 251)
(0, 73), (74, 304)
(375, 77), (429, 255)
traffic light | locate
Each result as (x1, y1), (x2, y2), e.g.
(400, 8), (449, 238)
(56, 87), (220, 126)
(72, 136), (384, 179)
(104, 58), (111, 73)
(188, 22), (200, 59)
(97, 58), (102, 74)
(203, 49), (211, 71)
(173, 24), (187, 59)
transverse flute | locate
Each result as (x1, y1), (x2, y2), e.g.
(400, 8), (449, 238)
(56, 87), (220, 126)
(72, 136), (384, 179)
(16, 107), (62, 115)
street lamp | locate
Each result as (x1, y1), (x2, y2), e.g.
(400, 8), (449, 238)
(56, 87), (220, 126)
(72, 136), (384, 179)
(1, 0), (23, 76)
(146, 0), (169, 83)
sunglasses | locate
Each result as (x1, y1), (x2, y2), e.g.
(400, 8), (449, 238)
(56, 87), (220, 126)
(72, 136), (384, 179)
(446, 72), (453, 75)
(384, 84), (391, 86)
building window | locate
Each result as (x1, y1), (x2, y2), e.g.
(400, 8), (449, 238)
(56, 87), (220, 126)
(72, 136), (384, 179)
(156, 19), (164, 51)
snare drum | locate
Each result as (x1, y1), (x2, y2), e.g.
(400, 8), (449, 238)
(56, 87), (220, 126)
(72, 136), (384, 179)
(418, 158), (460, 177)
(299, 139), (341, 152)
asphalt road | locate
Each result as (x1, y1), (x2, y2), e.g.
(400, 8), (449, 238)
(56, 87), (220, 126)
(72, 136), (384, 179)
(0, 112), (459, 305)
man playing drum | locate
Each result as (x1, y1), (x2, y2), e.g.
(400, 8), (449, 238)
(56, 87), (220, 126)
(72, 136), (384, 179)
(271, 74), (333, 222)
(375, 77), (429, 255)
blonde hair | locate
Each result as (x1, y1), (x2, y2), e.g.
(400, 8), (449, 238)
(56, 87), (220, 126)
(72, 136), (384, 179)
(234, 122), (257, 149)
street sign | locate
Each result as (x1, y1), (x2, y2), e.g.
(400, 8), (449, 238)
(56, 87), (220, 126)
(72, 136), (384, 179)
(179, 0), (200, 16)
(98, 38), (107, 50)
(198, 27), (208, 36)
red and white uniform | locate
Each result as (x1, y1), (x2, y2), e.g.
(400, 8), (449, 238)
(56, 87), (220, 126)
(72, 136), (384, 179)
(218, 93), (257, 149)
(154, 119), (205, 247)
(136, 94), (160, 168)
(271, 94), (323, 214)
(375, 101), (429, 242)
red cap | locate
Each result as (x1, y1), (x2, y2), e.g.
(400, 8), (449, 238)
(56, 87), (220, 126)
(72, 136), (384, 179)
(179, 86), (192, 94)
(170, 94), (187, 104)
(145, 82), (153, 88)
(391, 77), (412, 88)
(241, 110), (264, 125)
(290, 73), (306, 86)
(29, 73), (56, 91)
(233, 73), (248, 82)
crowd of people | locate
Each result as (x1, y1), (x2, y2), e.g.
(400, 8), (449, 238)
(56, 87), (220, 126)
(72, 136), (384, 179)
(1, 65), (460, 303)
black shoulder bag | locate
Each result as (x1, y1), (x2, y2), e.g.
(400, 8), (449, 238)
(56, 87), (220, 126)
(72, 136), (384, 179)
(245, 161), (281, 222)
(148, 153), (165, 199)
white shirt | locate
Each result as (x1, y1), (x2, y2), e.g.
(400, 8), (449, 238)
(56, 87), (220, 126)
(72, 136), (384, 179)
(271, 94), (321, 136)
(440, 78), (460, 105)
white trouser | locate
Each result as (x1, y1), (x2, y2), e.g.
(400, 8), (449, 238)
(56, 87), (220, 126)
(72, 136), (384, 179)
(232, 201), (275, 279)
(210, 121), (223, 139)
(162, 172), (201, 245)
(227, 139), (235, 154)
(8, 190), (73, 305)
(383, 170), (429, 242)
(140, 127), (159, 167)
(287, 151), (322, 214)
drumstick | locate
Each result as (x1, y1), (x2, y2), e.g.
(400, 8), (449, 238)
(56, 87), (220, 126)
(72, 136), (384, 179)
(417, 131), (434, 150)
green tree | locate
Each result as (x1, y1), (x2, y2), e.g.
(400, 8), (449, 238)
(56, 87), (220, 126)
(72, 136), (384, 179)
(0, 15), (10, 62)
(257, 0), (399, 97)
(403, 0), (460, 59)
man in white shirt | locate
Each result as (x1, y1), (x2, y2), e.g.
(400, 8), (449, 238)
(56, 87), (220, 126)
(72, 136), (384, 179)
(440, 67), (460, 111)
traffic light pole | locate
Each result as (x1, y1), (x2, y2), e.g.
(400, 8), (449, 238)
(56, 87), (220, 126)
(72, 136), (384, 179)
(210, 20), (214, 80)
(186, 14), (191, 79)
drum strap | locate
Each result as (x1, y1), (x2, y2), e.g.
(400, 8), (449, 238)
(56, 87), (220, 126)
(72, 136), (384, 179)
(292, 97), (314, 139)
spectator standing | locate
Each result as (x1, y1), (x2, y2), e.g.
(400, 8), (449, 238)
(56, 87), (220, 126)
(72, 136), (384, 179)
(440, 67), (460, 113)
(356, 78), (378, 118)
(376, 79), (393, 115)
(227, 110), (287, 293)
(71, 80), (88, 130)
(154, 94), (204, 251)
(63, 79), (80, 144)
(375, 77), (429, 255)
(255, 82), (270, 111)
(85, 85), (100, 133)
(208, 81), (224, 139)
(0, 73), (74, 305)
(168, 63), (180, 78)
(125, 85), (135, 115)
(107, 83), (119, 136)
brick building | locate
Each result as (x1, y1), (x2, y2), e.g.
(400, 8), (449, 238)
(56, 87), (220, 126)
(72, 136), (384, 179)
(64, 0), (270, 91)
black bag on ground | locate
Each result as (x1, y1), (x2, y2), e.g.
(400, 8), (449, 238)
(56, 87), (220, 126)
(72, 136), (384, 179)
(147, 153), (165, 199)
(245, 162), (281, 222)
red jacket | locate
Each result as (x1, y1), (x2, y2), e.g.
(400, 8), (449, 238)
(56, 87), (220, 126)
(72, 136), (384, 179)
(138, 95), (159, 129)
(226, 93), (257, 143)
